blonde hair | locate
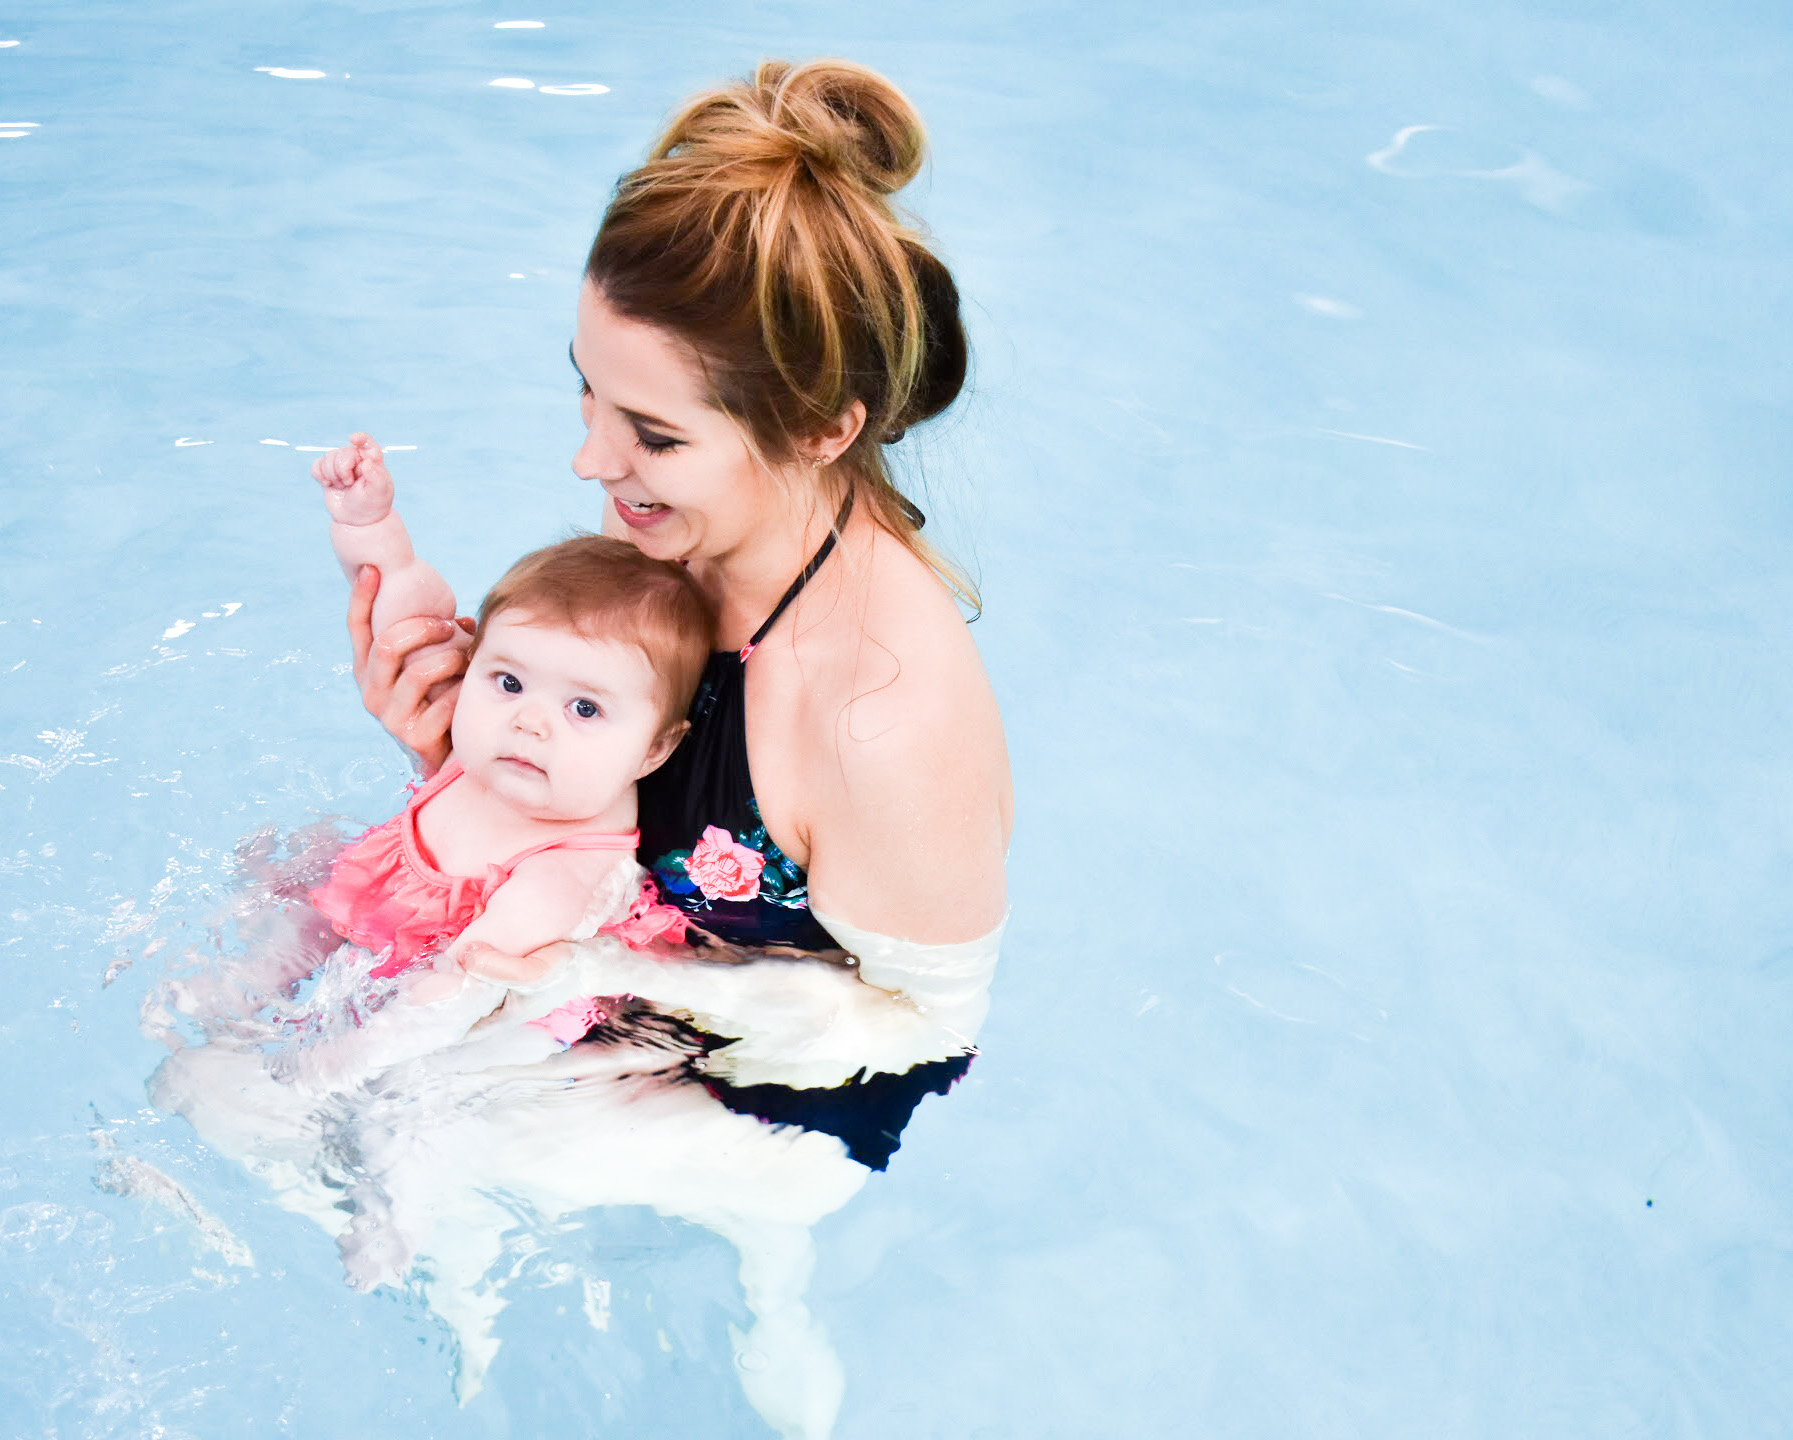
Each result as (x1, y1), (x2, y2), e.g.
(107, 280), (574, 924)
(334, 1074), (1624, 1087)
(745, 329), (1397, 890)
(586, 59), (976, 607)
(472, 536), (715, 732)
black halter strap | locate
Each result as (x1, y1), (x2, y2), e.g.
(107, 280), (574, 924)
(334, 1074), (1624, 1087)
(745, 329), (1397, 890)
(739, 489), (856, 660)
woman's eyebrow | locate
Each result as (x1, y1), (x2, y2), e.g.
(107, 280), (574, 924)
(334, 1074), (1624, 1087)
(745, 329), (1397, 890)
(620, 406), (685, 436)
(569, 342), (686, 435)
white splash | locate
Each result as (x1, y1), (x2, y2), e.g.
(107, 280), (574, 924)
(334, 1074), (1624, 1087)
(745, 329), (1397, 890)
(1366, 123), (1588, 212)
(489, 77), (535, 89)
(255, 67), (326, 80)
(494, 19), (546, 27)
(161, 619), (195, 639)
(1366, 123), (1441, 174)
(1, 727), (98, 781)
(1531, 74), (1593, 110)
(1324, 592), (1486, 642)
(539, 83), (610, 96)
(173, 437), (212, 447)
(1312, 427), (1426, 451)
(1294, 294), (1363, 320)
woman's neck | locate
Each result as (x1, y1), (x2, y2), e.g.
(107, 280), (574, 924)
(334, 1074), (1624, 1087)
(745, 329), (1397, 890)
(694, 479), (854, 650)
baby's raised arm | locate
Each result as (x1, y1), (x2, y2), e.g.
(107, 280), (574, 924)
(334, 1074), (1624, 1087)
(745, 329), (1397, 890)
(312, 433), (457, 636)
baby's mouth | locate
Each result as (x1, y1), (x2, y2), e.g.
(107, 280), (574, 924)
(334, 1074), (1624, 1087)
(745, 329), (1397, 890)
(497, 755), (546, 777)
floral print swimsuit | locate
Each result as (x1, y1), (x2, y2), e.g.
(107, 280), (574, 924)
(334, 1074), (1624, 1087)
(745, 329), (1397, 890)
(634, 543), (839, 953)
(625, 493), (972, 1170)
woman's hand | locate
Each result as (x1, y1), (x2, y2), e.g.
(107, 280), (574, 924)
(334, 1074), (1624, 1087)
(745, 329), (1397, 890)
(347, 565), (474, 774)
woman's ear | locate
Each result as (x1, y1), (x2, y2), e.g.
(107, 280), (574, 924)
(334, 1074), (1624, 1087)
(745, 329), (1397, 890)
(805, 399), (867, 467)
(638, 720), (690, 779)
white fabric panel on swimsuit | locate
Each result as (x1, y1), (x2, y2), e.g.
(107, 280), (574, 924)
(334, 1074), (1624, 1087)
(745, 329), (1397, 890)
(810, 906), (1005, 1049)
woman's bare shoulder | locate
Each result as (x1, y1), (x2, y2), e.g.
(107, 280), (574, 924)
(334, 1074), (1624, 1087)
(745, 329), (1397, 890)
(780, 524), (995, 740)
(785, 526), (1011, 940)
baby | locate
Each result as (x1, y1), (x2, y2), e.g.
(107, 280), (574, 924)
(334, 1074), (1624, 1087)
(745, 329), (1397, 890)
(304, 433), (711, 1044)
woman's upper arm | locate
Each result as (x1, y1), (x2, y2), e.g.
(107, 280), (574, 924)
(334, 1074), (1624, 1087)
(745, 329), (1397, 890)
(802, 659), (1010, 945)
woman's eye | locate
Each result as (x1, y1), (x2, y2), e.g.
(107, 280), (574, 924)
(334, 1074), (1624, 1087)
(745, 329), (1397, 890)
(498, 673), (522, 694)
(571, 698), (601, 720)
(633, 428), (680, 456)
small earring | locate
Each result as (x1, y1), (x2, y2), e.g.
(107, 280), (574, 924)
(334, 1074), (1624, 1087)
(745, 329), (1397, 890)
(810, 455), (830, 470)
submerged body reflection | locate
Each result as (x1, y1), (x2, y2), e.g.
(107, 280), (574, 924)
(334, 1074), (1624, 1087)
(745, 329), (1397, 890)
(145, 833), (998, 1439)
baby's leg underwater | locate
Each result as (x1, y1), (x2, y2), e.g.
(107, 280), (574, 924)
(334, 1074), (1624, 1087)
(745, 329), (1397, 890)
(147, 1041), (351, 1237)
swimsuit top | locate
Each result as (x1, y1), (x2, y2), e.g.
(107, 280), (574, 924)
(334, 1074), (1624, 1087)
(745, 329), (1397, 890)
(628, 493), (976, 1171)
(310, 758), (639, 979)
(635, 496), (850, 954)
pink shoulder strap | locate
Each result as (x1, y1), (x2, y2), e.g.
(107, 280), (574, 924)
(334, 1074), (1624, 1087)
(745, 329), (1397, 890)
(492, 828), (640, 884)
(408, 757), (464, 809)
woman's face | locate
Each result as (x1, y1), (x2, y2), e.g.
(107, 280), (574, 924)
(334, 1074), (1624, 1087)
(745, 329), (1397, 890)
(569, 282), (784, 565)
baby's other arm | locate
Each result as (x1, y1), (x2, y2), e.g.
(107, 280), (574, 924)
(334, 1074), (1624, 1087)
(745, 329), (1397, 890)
(311, 433), (456, 636)
(446, 849), (632, 989)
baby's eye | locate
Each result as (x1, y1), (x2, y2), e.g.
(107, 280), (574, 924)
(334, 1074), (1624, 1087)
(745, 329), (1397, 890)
(571, 698), (601, 720)
(497, 673), (522, 694)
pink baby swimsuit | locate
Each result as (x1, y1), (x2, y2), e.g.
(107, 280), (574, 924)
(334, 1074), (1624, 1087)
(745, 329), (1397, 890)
(308, 759), (641, 979)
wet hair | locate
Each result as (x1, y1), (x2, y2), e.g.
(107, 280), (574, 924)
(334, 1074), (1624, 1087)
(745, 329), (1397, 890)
(471, 536), (715, 733)
(586, 59), (975, 606)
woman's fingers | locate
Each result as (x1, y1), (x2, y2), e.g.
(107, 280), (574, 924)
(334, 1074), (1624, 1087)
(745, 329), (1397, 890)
(376, 637), (465, 773)
(359, 616), (455, 699)
(348, 571), (472, 771)
(347, 566), (380, 681)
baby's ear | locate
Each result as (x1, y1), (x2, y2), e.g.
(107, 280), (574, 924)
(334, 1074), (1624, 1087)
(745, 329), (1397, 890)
(638, 720), (689, 778)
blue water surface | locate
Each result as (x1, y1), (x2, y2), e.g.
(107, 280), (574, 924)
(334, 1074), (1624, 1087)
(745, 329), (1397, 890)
(4, 0), (1792, 1435)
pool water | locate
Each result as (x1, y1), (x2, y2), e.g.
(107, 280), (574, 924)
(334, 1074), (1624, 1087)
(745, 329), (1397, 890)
(5, 0), (1793, 1435)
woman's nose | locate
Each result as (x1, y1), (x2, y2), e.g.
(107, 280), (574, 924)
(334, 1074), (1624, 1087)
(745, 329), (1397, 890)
(572, 418), (628, 484)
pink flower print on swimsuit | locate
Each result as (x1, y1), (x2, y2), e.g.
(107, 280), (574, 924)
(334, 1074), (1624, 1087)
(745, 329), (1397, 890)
(604, 876), (691, 949)
(684, 824), (766, 902)
(525, 878), (691, 1049)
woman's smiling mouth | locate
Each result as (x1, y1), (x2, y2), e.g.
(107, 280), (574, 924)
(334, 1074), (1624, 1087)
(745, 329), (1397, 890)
(613, 496), (672, 530)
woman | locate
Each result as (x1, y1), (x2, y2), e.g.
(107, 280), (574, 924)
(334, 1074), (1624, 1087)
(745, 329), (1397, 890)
(345, 59), (1011, 1170)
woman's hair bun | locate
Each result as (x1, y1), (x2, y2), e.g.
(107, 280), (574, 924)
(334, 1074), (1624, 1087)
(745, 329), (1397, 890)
(887, 240), (967, 439)
(656, 59), (925, 197)
(758, 60), (924, 195)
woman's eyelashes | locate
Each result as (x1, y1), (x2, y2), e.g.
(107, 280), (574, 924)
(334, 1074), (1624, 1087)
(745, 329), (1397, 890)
(632, 424), (680, 456)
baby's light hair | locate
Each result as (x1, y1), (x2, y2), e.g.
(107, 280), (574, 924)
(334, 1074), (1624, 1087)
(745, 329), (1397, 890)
(472, 536), (714, 733)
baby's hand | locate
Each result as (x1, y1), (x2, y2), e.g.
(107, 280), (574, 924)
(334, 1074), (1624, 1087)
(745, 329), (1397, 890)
(312, 432), (395, 526)
(457, 940), (560, 988)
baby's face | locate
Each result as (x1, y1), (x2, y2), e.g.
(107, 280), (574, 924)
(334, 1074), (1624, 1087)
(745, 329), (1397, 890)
(451, 612), (673, 823)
